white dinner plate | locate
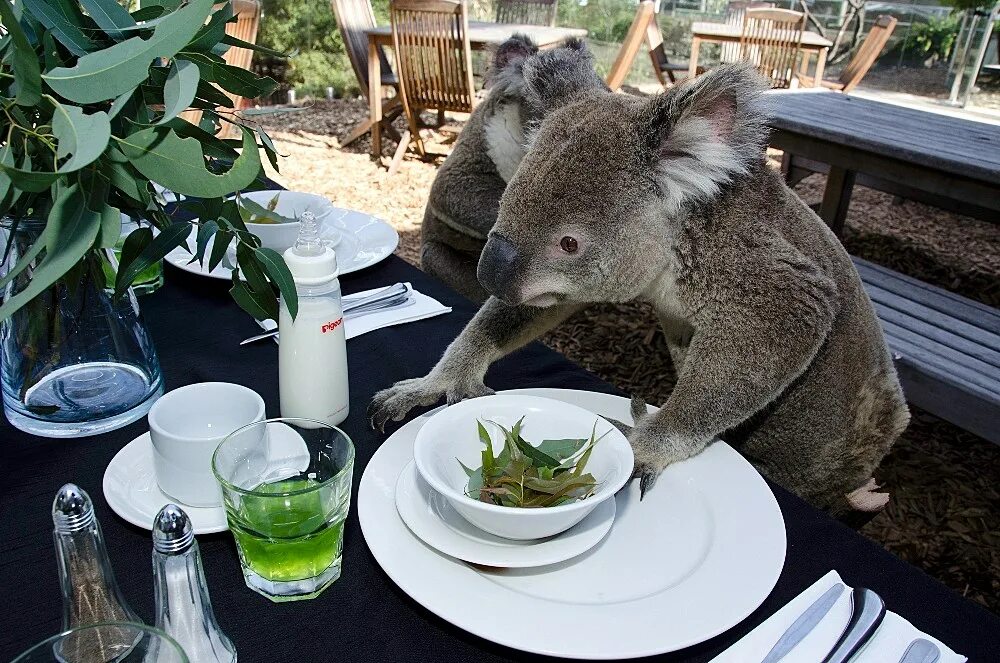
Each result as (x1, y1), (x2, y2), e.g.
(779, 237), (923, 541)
(395, 460), (616, 568)
(359, 388), (786, 659)
(103, 433), (229, 534)
(164, 206), (399, 279)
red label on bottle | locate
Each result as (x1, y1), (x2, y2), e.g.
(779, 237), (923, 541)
(321, 318), (344, 333)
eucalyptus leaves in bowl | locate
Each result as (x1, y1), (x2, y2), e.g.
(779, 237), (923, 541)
(0, 0), (298, 437)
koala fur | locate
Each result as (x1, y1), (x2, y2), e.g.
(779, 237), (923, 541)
(374, 64), (909, 514)
(420, 36), (608, 302)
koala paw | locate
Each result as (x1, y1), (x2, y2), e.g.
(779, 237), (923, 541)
(627, 423), (695, 500)
(368, 375), (494, 432)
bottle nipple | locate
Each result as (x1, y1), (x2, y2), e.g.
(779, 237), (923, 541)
(293, 211), (324, 257)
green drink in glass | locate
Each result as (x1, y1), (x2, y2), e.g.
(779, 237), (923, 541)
(213, 418), (354, 602)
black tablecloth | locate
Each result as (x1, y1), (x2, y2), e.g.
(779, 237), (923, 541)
(1, 255), (998, 662)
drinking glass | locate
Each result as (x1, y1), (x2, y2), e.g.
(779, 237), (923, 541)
(212, 418), (354, 602)
(11, 622), (188, 663)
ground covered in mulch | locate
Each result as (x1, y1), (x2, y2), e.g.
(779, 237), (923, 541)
(255, 98), (1000, 613)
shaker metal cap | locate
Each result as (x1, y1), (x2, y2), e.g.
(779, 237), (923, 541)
(152, 504), (195, 554)
(53, 483), (95, 533)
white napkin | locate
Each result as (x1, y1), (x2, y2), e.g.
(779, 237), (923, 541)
(710, 571), (966, 663)
(257, 282), (451, 341)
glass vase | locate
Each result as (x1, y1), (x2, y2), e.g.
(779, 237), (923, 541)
(1, 219), (164, 437)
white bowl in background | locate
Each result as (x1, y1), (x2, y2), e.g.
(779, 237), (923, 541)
(413, 395), (634, 540)
(239, 190), (343, 255)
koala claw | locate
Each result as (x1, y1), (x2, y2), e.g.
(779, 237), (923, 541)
(367, 375), (493, 432)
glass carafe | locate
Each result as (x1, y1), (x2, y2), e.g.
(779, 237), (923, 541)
(1, 219), (164, 437)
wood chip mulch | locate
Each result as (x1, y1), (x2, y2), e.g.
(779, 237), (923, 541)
(256, 99), (1000, 614)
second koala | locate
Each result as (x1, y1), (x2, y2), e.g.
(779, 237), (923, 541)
(373, 64), (909, 514)
(420, 36), (607, 302)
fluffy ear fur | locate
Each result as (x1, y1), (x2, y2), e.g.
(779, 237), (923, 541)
(644, 63), (770, 214)
(487, 34), (539, 85)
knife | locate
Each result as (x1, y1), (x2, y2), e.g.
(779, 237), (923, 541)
(821, 587), (887, 663)
(760, 582), (845, 663)
(898, 638), (941, 663)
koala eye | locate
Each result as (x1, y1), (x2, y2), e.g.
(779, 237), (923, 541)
(559, 236), (579, 254)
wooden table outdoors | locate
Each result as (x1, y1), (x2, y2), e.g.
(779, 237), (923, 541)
(364, 22), (587, 158)
(768, 91), (1000, 234)
(687, 21), (832, 80)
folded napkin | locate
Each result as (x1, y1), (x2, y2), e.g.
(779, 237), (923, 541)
(711, 571), (966, 663)
(258, 282), (451, 341)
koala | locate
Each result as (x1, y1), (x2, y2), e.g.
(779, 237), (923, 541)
(373, 63), (909, 514)
(420, 35), (608, 302)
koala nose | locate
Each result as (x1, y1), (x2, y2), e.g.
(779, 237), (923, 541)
(478, 234), (521, 302)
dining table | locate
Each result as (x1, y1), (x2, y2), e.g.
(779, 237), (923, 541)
(364, 22), (587, 158)
(2, 192), (1000, 661)
(687, 21), (833, 81)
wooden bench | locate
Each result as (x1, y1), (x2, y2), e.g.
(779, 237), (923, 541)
(853, 257), (1000, 444)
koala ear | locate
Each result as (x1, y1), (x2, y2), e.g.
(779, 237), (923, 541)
(645, 63), (769, 213)
(491, 34), (539, 73)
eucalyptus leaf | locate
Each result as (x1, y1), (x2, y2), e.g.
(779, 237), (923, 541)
(114, 225), (151, 291)
(537, 438), (589, 461)
(220, 34), (286, 58)
(114, 221), (189, 296)
(22, 0), (98, 57)
(42, 0), (215, 104)
(80, 0), (136, 39)
(49, 98), (112, 172)
(254, 247), (297, 319)
(118, 125), (261, 198)
(0, 0), (42, 105)
(193, 219), (218, 265)
(178, 50), (278, 98)
(208, 229), (233, 271)
(230, 275), (273, 321)
(107, 90), (133, 119)
(157, 59), (199, 125)
(0, 184), (101, 321)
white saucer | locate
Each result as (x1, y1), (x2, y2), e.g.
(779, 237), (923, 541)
(102, 433), (228, 534)
(359, 388), (787, 659)
(395, 460), (615, 568)
(164, 206), (398, 280)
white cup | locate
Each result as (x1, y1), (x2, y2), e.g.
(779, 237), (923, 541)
(148, 382), (266, 507)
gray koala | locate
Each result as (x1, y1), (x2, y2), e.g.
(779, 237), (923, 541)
(420, 35), (608, 302)
(373, 64), (909, 514)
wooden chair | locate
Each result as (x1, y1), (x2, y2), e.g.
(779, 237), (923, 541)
(389, 0), (475, 175)
(721, 0), (774, 63)
(181, 0), (261, 136)
(331, 0), (404, 148)
(494, 0), (557, 27)
(797, 15), (897, 93)
(739, 7), (806, 89)
(607, 1), (696, 92)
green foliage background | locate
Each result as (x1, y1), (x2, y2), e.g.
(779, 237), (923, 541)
(258, 0), (390, 97)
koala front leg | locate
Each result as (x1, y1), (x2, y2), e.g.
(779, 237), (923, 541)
(368, 298), (582, 430)
(632, 303), (833, 497)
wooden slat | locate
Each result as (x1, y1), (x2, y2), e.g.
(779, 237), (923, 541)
(367, 22), (587, 49)
(495, 0), (557, 27)
(868, 289), (1000, 364)
(853, 257), (1000, 334)
(767, 92), (1000, 183)
(880, 319), (1000, 397)
(739, 7), (805, 88)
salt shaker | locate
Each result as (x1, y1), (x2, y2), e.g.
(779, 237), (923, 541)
(151, 504), (236, 663)
(53, 483), (142, 630)
(278, 210), (350, 425)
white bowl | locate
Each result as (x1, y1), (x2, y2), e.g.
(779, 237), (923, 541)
(239, 190), (342, 254)
(413, 395), (634, 540)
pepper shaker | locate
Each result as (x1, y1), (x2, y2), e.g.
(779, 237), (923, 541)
(151, 504), (236, 663)
(52, 483), (143, 661)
